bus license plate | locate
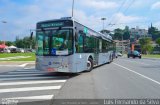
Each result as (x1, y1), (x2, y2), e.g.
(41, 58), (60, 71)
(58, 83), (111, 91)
(47, 68), (56, 72)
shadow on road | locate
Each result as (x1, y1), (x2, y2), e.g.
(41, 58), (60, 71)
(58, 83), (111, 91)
(44, 72), (80, 79)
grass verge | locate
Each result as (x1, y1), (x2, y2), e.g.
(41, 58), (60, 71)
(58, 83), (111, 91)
(142, 54), (160, 58)
(0, 53), (36, 61)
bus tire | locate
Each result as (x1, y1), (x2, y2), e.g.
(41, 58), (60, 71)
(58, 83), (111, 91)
(86, 58), (93, 72)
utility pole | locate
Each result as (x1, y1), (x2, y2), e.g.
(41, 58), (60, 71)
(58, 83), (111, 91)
(72, 0), (75, 17)
(1, 21), (7, 44)
(122, 32), (124, 54)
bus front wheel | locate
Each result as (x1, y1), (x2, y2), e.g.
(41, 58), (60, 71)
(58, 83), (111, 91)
(86, 58), (93, 72)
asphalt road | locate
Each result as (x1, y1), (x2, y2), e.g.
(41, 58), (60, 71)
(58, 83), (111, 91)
(0, 57), (160, 105)
(55, 57), (160, 99)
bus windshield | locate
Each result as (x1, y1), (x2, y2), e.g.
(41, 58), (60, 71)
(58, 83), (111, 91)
(36, 29), (73, 56)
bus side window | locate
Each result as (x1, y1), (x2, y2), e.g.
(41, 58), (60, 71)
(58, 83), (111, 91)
(99, 39), (102, 53)
(76, 31), (84, 53)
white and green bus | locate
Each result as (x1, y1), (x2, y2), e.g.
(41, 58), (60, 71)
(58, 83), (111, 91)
(35, 17), (115, 73)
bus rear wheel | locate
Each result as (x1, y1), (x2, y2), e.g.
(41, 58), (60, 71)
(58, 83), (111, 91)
(86, 58), (93, 72)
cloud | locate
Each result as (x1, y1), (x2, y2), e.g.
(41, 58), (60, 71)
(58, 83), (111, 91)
(1, 0), (159, 41)
(0, 0), (68, 41)
(68, 9), (102, 31)
(107, 12), (147, 30)
(112, 13), (144, 24)
(80, 0), (118, 10)
(151, 2), (160, 9)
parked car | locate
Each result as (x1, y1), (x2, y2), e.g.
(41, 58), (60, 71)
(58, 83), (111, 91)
(24, 49), (35, 53)
(0, 48), (4, 53)
(16, 48), (24, 53)
(3, 48), (10, 53)
(117, 52), (122, 57)
(10, 48), (17, 53)
(128, 50), (141, 59)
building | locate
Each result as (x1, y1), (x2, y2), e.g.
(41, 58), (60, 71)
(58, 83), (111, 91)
(114, 40), (130, 53)
(129, 26), (151, 43)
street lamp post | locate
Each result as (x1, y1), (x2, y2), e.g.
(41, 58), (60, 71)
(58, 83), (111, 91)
(1, 21), (7, 44)
(101, 18), (106, 33)
(72, 0), (75, 17)
(121, 31), (124, 54)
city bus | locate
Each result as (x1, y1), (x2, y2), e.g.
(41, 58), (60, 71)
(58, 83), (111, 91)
(35, 17), (115, 73)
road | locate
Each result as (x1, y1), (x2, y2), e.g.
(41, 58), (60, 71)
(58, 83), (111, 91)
(0, 57), (160, 105)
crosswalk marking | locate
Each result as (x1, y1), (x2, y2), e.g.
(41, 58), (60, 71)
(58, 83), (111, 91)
(16, 69), (36, 71)
(0, 80), (66, 86)
(0, 76), (58, 81)
(0, 74), (45, 77)
(0, 65), (24, 67)
(0, 68), (68, 102)
(19, 63), (29, 67)
(0, 69), (68, 81)
(24, 67), (35, 69)
(6, 95), (54, 100)
(8, 71), (47, 74)
(7, 69), (46, 74)
(0, 86), (61, 93)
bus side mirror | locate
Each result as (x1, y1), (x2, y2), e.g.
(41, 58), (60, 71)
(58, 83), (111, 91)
(30, 32), (34, 40)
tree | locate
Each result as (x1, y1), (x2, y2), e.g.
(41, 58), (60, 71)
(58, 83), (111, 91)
(15, 38), (25, 48)
(123, 26), (130, 40)
(5, 41), (15, 46)
(156, 38), (160, 46)
(114, 28), (123, 40)
(148, 26), (160, 41)
(14, 36), (36, 49)
(139, 38), (153, 54)
(100, 29), (110, 34)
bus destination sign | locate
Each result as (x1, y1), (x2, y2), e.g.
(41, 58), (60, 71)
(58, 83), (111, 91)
(41, 22), (64, 28)
(37, 20), (73, 29)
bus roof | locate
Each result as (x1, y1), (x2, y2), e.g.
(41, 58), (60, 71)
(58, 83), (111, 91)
(37, 17), (113, 42)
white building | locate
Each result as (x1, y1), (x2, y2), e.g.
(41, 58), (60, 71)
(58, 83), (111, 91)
(129, 26), (149, 39)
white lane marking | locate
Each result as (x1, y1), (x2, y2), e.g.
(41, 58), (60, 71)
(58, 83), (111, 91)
(8, 71), (47, 74)
(6, 95), (53, 100)
(0, 86), (61, 93)
(0, 74), (45, 77)
(113, 63), (160, 85)
(122, 59), (149, 65)
(16, 69), (37, 71)
(19, 63), (28, 67)
(0, 80), (66, 86)
(8, 69), (39, 73)
(0, 65), (22, 67)
(24, 67), (35, 69)
(0, 76), (56, 81)
(0, 63), (32, 67)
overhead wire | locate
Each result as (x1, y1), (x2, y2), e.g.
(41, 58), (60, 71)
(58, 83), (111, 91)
(108, 0), (127, 26)
(110, 0), (135, 27)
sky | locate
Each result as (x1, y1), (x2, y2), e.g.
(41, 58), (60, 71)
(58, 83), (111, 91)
(0, 0), (160, 41)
